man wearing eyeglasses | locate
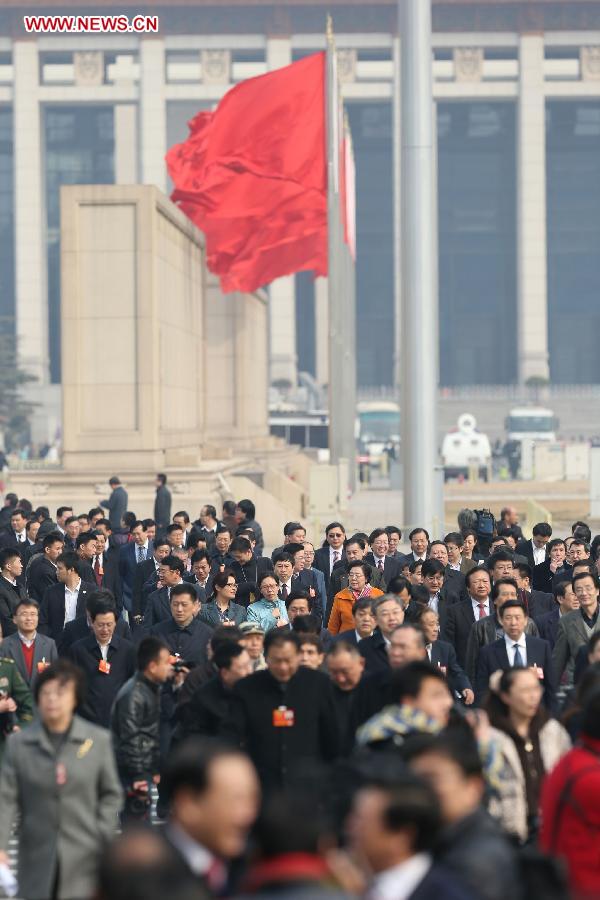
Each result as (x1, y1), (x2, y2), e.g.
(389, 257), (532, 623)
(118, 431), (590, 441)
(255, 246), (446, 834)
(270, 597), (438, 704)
(552, 571), (600, 687)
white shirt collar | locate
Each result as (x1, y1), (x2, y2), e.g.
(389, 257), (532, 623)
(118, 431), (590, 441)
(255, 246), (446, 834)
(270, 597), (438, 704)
(18, 631), (36, 647)
(369, 853), (432, 900)
(504, 632), (526, 651)
(166, 822), (215, 877)
(65, 579), (82, 595)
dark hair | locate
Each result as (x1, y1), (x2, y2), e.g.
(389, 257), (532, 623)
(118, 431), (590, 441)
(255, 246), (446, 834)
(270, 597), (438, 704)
(230, 536), (252, 554)
(385, 525), (402, 540)
(222, 500), (237, 516)
(547, 538), (566, 555)
(14, 597), (40, 614)
(142, 518), (156, 530)
(345, 535), (366, 551)
(190, 549), (210, 564)
(582, 685), (600, 739)
(573, 522), (592, 542)
(361, 771), (441, 852)
(259, 570), (279, 588)
(173, 511), (190, 525)
(573, 571), (600, 590)
(428, 540), (447, 552)
(161, 555), (185, 575)
(553, 579), (572, 600)
(90, 603), (117, 622)
(408, 558), (423, 574)
(156, 473), (167, 485)
(35, 506), (50, 520)
(212, 568), (236, 592)
(77, 514), (90, 525)
(514, 562), (532, 581)
(170, 583), (198, 603)
(325, 521), (345, 539)
(487, 550), (515, 569)
(0, 547), (21, 569)
(264, 629), (301, 655)
(412, 584), (431, 606)
(291, 613), (320, 634)
(387, 575), (412, 597)
(352, 596), (374, 616)
(56, 506), (73, 519)
(284, 521), (304, 537)
(368, 527), (387, 544)
(201, 504), (217, 520)
(64, 516), (79, 527)
(215, 524), (232, 537)
(498, 598), (527, 618)
(571, 539), (591, 554)
(421, 559), (445, 579)
(137, 636), (169, 672)
(122, 512), (137, 530)
(166, 523), (183, 536)
(214, 642), (246, 670)
(285, 590), (312, 612)
(95, 518), (112, 531)
(152, 538), (170, 552)
(532, 522), (552, 538)
(403, 723), (483, 779)
(409, 527), (429, 542)
(209, 625), (242, 653)
(109, 476), (121, 486)
(76, 531), (97, 548)
(10, 507), (26, 519)
(162, 738), (246, 803)
(491, 577), (519, 602)
(444, 532), (463, 546)
(88, 507), (104, 520)
(57, 551), (81, 574)
(34, 659), (85, 705)
(390, 660), (446, 702)
(237, 499), (256, 521)
(285, 542), (305, 557)
(297, 633), (323, 653)
(347, 560), (372, 579)
(272, 551), (294, 566)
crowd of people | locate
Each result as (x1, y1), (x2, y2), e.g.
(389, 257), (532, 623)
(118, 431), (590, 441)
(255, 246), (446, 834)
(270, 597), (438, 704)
(0, 485), (599, 900)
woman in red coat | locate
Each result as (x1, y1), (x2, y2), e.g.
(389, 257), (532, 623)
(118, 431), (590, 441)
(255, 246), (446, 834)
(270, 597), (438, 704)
(540, 688), (600, 899)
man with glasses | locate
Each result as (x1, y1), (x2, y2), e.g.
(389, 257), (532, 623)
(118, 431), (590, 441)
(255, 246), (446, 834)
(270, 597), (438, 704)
(312, 523), (346, 601)
(553, 571), (600, 687)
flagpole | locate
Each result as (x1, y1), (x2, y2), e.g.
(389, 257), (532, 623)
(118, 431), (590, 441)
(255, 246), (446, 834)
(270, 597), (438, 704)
(326, 16), (356, 494)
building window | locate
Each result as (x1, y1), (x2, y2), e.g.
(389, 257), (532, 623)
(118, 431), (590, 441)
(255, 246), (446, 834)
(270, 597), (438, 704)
(45, 106), (114, 383)
(437, 101), (517, 386)
(547, 101), (600, 384)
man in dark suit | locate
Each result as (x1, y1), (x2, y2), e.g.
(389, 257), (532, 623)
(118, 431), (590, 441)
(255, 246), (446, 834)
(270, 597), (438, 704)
(143, 556), (202, 628)
(69, 600), (136, 727)
(442, 567), (492, 669)
(444, 531), (477, 576)
(417, 606), (473, 704)
(536, 580), (578, 651)
(39, 551), (95, 643)
(0, 547), (28, 637)
(0, 597), (57, 687)
(100, 475), (129, 530)
(0, 507), (28, 550)
(57, 590), (132, 656)
(119, 519), (153, 614)
(398, 527), (430, 570)
(513, 562), (555, 620)
(312, 522), (346, 602)
(26, 531), (65, 603)
(331, 595), (376, 646)
(359, 595), (406, 675)
(76, 531), (99, 585)
(515, 522), (553, 570)
(365, 527), (401, 589)
(228, 536), (272, 607)
(90, 529), (122, 609)
(153, 473), (172, 531)
(421, 559), (459, 635)
(132, 538), (171, 621)
(475, 598), (555, 709)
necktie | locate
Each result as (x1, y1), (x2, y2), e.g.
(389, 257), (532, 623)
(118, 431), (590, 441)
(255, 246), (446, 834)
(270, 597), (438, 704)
(477, 603), (486, 620)
(137, 546), (146, 563)
(513, 644), (524, 667)
(377, 558), (384, 570)
(280, 583), (288, 601)
(94, 556), (102, 587)
(333, 551), (340, 564)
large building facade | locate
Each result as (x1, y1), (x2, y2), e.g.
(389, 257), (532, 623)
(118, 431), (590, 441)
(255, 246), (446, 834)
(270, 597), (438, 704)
(1, 0), (600, 439)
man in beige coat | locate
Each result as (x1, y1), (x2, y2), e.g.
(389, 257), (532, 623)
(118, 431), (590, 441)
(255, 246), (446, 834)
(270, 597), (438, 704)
(0, 659), (122, 900)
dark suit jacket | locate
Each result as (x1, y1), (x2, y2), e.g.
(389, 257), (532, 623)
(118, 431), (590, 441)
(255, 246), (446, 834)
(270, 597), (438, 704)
(524, 589), (555, 620)
(358, 630), (389, 676)
(26, 555), (59, 603)
(332, 628), (360, 646)
(69, 633), (136, 727)
(515, 538), (544, 570)
(0, 631), (58, 687)
(144, 583), (206, 629)
(132, 557), (159, 618)
(119, 541), (154, 612)
(475, 635), (555, 709)
(364, 552), (401, 589)
(154, 485), (172, 529)
(442, 598), (479, 669)
(532, 560), (568, 594)
(430, 639), (471, 695)
(90, 552), (122, 611)
(409, 864), (476, 900)
(0, 530), (27, 550)
(57, 614), (131, 657)
(100, 484), (128, 530)
(39, 580), (96, 643)
(312, 546), (337, 597)
(534, 607), (560, 649)
(0, 576), (27, 637)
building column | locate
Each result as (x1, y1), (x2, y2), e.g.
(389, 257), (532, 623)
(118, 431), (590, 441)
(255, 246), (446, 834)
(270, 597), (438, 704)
(140, 39), (167, 192)
(266, 36), (298, 387)
(269, 275), (297, 386)
(114, 105), (138, 184)
(13, 41), (49, 384)
(314, 276), (329, 386)
(517, 34), (550, 383)
(392, 35), (402, 393)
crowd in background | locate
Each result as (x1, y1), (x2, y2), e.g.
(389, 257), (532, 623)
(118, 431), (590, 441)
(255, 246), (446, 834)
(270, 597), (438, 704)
(0, 480), (599, 900)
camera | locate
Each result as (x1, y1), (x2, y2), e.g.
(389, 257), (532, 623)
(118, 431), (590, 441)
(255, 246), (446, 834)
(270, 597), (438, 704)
(126, 785), (152, 818)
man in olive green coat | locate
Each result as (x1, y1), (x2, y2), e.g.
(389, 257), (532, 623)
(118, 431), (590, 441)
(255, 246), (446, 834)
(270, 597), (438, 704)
(0, 655), (33, 763)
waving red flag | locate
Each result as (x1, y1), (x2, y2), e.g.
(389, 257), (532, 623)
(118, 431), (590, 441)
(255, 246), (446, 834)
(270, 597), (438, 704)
(166, 52), (327, 293)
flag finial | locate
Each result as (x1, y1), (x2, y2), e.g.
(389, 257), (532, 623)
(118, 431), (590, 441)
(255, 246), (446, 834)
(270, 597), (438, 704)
(326, 14), (334, 47)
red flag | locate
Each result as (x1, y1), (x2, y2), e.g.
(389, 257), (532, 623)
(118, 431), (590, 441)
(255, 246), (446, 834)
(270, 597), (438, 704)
(166, 52), (327, 293)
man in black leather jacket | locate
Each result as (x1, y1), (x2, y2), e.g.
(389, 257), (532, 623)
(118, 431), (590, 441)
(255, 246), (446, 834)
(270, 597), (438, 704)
(110, 636), (172, 821)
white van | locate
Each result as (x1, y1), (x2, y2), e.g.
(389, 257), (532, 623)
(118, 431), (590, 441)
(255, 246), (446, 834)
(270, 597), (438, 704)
(506, 407), (557, 443)
(441, 414), (492, 482)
